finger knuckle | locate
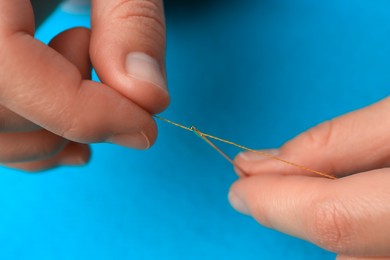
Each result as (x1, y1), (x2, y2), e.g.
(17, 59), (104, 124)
(111, 0), (165, 38)
(303, 120), (335, 150)
(307, 198), (354, 253)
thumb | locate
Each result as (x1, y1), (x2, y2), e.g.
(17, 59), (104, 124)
(229, 169), (390, 256)
(235, 97), (390, 178)
(90, 0), (169, 114)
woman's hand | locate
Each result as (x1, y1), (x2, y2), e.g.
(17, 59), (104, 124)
(229, 97), (390, 259)
(0, 0), (168, 171)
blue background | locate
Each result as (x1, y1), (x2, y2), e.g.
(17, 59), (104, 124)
(1, 0), (390, 259)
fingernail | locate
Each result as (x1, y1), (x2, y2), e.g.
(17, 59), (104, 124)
(109, 131), (150, 150)
(59, 154), (87, 166)
(238, 149), (280, 162)
(228, 191), (250, 215)
(125, 52), (167, 90)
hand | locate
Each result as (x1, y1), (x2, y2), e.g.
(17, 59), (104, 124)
(229, 97), (390, 259)
(0, 1), (168, 171)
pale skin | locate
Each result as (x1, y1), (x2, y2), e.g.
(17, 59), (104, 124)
(1, 0), (388, 259)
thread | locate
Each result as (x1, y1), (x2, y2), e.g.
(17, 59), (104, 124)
(192, 126), (234, 164)
(154, 115), (336, 180)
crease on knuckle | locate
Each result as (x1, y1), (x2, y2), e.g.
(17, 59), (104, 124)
(307, 198), (353, 253)
(110, 0), (165, 37)
(60, 114), (84, 142)
(298, 120), (337, 172)
(59, 107), (101, 144)
(60, 115), (107, 144)
(305, 120), (335, 150)
(57, 89), (90, 142)
(59, 88), (112, 143)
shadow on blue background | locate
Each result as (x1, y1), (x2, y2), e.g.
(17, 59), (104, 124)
(1, 0), (390, 259)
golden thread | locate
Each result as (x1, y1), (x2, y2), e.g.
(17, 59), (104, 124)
(154, 115), (336, 180)
(191, 126), (249, 177)
(192, 126), (234, 164)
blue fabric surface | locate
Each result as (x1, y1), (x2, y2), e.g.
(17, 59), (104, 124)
(1, 0), (390, 259)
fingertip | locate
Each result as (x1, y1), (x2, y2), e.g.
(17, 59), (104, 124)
(90, 0), (169, 114)
(123, 52), (170, 114)
(228, 188), (251, 216)
(109, 131), (151, 150)
(233, 165), (247, 178)
(229, 177), (262, 217)
(125, 52), (167, 92)
(233, 149), (282, 176)
(108, 113), (157, 149)
(93, 48), (170, 114)
(229, 174), (330, 235)
(236, 149), (280, 162)
(58, 142), (91, 166)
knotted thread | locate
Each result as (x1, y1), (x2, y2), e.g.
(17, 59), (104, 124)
(154, 115), (336, 180)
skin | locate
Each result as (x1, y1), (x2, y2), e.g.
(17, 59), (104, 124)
(0, 0), (169, 171)
(2, 0), (387, 258)
(230, 97), (390, 259)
